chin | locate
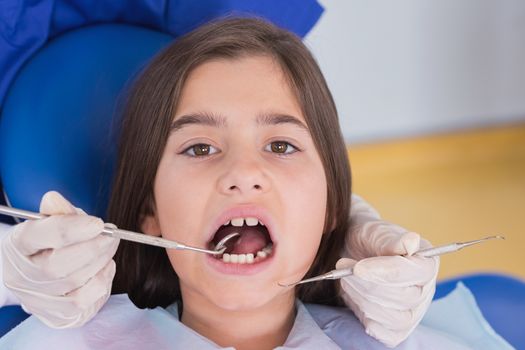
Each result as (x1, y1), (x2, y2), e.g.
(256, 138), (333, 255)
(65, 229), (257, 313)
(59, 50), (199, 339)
(207, 282), (284, 312)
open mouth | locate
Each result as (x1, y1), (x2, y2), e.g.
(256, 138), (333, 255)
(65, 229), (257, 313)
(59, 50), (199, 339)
(208, 217), (274, 264)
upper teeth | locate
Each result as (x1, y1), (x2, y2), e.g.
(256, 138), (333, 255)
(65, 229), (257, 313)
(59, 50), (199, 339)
(224, 217), (262, 227)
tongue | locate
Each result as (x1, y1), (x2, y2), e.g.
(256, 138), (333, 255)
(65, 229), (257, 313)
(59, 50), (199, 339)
(230, 227), (267, 254)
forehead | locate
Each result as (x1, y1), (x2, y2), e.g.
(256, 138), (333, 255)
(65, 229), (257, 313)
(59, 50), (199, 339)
(174, 55), (304, 124)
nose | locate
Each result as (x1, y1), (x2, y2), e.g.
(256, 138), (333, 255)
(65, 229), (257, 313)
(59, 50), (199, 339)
(217, 153), (271, 196)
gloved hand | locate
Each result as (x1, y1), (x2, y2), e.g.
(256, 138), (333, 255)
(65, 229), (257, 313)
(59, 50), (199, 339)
(338, 195), (439, 348)
(1, 191), (119, 328)
(0, 223), (21, 306)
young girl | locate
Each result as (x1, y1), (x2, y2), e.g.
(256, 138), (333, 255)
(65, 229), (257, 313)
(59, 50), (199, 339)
(110, 17), (354, 348)
(1, 17), (470, 349)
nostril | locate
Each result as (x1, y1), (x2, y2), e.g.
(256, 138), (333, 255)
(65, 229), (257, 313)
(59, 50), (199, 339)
(227, 184), (261, 191)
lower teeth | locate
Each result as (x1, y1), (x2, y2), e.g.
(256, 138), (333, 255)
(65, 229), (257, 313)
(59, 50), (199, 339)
(220, 244), (273, 264)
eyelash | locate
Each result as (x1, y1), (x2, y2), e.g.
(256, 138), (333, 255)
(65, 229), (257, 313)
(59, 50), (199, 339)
(180, 141), (300, 158)
(181, 144), (220, 157)
(263, 141), (299, 156)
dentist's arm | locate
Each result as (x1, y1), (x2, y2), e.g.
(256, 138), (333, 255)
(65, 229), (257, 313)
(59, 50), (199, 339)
(338, 195), (439, 348)
(1, 191), (119, 328)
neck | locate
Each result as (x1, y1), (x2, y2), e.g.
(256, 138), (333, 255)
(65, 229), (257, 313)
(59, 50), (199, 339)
(180, 285), (296, 350)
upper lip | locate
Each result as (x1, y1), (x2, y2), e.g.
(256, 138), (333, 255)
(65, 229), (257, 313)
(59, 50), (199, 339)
(205, 204), (278, 246)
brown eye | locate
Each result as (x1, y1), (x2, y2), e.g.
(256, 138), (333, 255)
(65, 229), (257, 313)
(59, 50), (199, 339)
(266, 141), (298, 155)
(193, 144), (210, 155)
(184, 144), (218, 157)
(271, 142), (287, 153)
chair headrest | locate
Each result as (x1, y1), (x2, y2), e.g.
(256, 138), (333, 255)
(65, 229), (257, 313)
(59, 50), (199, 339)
(0, 24), (172, 219)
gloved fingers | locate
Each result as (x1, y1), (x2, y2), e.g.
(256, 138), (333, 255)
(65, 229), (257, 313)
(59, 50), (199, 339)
(2, 227), (117, 294)
(10, 214), (105, 256)
(340, 276), (429, 309)
(337, 255), (437, 308)
(27, 234), (118, 281)
(335, 257), (358, 270)
(346, 220), (421, 259)
(74, 207), (88, 215)
(20, 285), (110, 329)
(340, 269), (437, 313)
(338, 287), (367, 327)
(361, 227), (420, 256)
(364, 319), (413, 348)
(18, 260), (115, 328)
(2, 231), (114, 295)
(418, 236), (433, 250)
(39, 191), (78, 215)
(341, 278), (432, 332)
(339, 283), (419, 348)
(364, 291), (434, 348)
(62, 287), (113, 328)
(18, 292), (86, 328)
(20, 236), (119, 294)
(63, 259), (115, 314)
(340, 279), (414, 330)
(378, 231), (421, 256)
(352, 255), (439, 287)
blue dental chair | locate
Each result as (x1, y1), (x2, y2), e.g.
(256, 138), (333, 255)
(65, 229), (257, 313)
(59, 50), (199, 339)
(0, 24), (172, 218)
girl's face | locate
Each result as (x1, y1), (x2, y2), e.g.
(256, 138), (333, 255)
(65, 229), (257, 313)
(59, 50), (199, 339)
(144, 55), (327, 311)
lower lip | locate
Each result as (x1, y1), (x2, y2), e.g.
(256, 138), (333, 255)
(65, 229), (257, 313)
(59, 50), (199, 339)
(205, 250), (276, 276)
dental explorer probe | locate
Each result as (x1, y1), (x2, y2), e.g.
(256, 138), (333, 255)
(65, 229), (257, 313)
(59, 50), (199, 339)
(278, 235), (505, 287)
(0, 205), (238, 255)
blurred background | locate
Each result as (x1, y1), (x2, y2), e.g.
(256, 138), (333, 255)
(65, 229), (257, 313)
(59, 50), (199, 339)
(306, 0), (525, 280)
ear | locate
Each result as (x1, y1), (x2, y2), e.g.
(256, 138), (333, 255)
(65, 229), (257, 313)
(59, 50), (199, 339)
(141, 214), (162, 237)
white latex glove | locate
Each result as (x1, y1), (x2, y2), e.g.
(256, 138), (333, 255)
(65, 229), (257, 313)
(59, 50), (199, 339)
(338, 195), (439, 348)
(0, 223), (21, 306)
(1, 191), (119, 328)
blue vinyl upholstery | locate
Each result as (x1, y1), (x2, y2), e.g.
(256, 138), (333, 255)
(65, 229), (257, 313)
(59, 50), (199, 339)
(0, 24), (172, 218)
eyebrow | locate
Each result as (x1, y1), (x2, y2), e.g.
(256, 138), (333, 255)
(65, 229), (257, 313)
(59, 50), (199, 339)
(256, 113), (309, 132)
(169, 112), (308, 132)
(170, 112), (227, 132)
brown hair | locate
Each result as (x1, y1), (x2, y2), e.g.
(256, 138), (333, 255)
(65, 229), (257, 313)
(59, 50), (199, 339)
(109, 17), (352, 308)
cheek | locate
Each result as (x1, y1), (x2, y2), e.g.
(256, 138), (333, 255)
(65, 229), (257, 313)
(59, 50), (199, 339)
(277, 162), (327, 274)
(165, 249), (195, 284)
(154, 178), (198, 281)
(153, 158), (211, 244)
(286, 162), (327, 230)
(152, 157), (214, 281)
